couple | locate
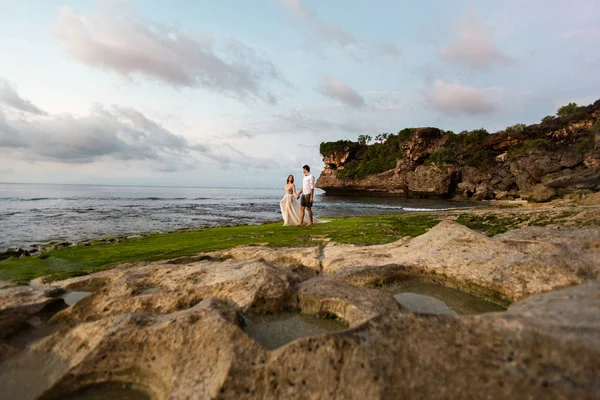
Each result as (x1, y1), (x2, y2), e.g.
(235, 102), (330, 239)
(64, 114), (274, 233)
(280, 165), (319, 226)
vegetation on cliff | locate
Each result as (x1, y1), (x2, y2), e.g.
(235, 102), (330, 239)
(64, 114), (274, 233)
(318, 99), (600, 200)
(320, 100), (599, 178)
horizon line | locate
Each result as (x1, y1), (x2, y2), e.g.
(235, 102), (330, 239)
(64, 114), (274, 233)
(0, 182), (285, 190)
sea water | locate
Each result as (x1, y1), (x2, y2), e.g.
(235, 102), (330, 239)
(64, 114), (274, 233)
(0, 183), (470, 251)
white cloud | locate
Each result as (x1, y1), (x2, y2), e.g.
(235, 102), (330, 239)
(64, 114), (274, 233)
(55, 6), (283, 103)
(438, 15), (514, 70)
(320, 76), (365, 108)
(279, 0), (399, 59)
(431, 80), (497, 115)
(0, 79), (280, 171)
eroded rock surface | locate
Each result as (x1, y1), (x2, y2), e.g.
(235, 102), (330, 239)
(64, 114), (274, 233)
(323, 220), (599, 302)
(1, 222), (600, 399)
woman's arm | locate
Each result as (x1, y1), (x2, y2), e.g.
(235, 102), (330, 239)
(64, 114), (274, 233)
(293, 185), (298, 197)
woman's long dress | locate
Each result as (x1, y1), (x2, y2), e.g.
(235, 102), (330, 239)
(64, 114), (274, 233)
(280, 186), (309, 226)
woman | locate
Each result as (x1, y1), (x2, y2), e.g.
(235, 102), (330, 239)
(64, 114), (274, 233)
(280, 175), (310, 226)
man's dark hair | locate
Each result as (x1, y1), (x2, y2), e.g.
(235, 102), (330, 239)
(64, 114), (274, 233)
(303, 165), (310, 172)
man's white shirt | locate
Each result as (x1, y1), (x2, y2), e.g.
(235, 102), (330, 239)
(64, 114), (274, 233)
(301, 174), (315, 195)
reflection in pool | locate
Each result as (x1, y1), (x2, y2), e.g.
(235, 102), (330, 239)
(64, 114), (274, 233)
(383, 281), (505, 315)
(243, 312), (347, 350)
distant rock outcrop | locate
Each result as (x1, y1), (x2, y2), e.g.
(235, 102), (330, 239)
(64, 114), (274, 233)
(317, 100), (600, 201)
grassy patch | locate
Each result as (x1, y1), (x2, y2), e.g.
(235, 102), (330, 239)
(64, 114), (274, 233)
(0, 214), (440, 284)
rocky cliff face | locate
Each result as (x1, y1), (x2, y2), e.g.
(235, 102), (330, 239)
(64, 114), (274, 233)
(317, 101), (600, 201)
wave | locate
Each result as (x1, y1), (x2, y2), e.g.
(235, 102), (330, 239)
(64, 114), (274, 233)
(402, 207), (447, 212)
(0, 197), (53, 201)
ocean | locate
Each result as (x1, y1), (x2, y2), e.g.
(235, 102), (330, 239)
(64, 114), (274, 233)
(0, 183), (469, 251)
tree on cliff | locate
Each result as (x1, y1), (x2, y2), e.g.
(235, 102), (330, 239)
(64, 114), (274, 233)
(357, 135), (372, 145)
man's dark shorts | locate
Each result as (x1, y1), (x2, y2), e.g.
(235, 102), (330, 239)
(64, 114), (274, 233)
(300, 194), (313, 208)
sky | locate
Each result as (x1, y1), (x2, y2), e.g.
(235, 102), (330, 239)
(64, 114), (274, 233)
(0, 0), (599, 188)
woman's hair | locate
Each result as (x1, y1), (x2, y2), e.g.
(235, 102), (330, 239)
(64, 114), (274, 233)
(286, 174), (294, 184)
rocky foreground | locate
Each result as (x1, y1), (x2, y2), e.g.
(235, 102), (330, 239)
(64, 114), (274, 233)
(1, 205), (599, 399)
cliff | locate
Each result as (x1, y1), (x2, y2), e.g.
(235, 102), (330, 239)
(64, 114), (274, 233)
(317, 100), (600, 201)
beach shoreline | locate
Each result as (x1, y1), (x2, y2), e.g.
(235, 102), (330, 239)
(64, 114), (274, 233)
(2, 194), (599, 286)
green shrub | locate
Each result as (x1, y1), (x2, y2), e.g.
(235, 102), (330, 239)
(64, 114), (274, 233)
(504, 123), (527, 138)
(466, 149), (494, 169)
(541, 115), (555, 124)
(576, 122), (599, 154)
(336, 132), (413, 179)
(397, 128), (417, 142)
(427, 148), (457, 166)
(319, 140), (361, 157)
(556, 102), (583, 118)
(462, 128), (489, 145)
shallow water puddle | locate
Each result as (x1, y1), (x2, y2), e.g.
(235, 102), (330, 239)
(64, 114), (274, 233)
(393, 293), (458, 316)
(385, 281), (505, 315)
(243, 312), (347, 350)
(10, 291), (92, 349)
(61, 291), (93, 306)
(8, 300), (68, 348)
(52, 382), (151, 400)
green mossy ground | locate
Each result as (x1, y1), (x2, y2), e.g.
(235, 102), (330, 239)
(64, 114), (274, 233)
(2, 207), (596, 285)
(0, 214), (440, 284)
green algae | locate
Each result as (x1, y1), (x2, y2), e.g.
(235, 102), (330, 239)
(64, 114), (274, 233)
(0, 214), (440, 284)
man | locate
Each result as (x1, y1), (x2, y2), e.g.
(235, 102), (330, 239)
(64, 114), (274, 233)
(296, 164), (315, 226)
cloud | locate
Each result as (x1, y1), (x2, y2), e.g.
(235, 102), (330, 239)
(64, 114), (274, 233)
(2, 104), (193, 164)
(279, 0), (399, 59)
(431, 80), (496, 115)
(377, 42), (403, 59)
(55, 6), (283, 103)
(560, 26), (600, 44)
(438, 15), (514, 70)
(0, 79), (46, 115)
(231, 108), (373, 139)
(0, 110), (25, 148)
(279, 0), (315, 19)
(320, 76), (365, 108)
(0, 79), (279, 171)
(363, 91), (405, 111)
(310, 22), (357, 48)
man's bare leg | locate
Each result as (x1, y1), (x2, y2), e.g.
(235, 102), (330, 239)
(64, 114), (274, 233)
(297, 206), (305, 226)
(306, 207), (313, 226)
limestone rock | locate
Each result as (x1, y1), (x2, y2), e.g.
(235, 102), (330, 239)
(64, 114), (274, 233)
(206, 245), (321, 278)
(0, 248), (29, 261)
(529, 183), (556, 202)
(296, 279), (402, 326)
(52, 258), (299, 324)
(322, 220), (598, 302)
(471, 182), (491, 201)
(406, 165), (455, 197)
(0, 242), (599, 398)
